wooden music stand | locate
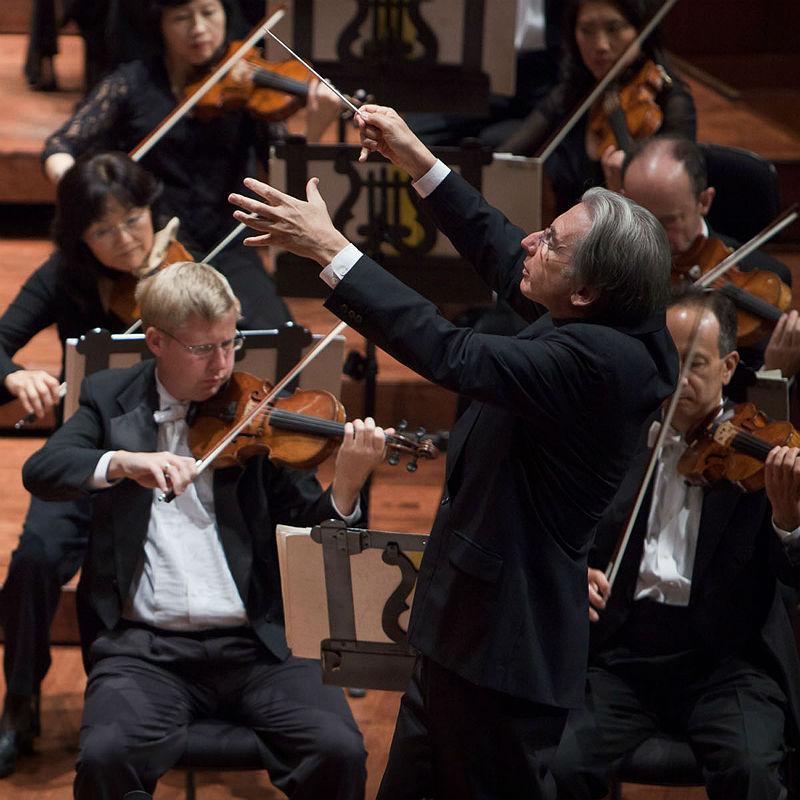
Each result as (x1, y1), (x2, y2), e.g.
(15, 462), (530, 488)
(266, 0), (517, 114)
(269, 137), (542, 304)
(277, 519), (428, 690)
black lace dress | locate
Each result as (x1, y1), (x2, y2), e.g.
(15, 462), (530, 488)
(43, 58), (292, 329)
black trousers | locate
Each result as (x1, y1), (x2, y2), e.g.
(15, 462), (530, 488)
(378, 655), (568, 800)
(551, 649), (789, 800)
(0, 496), (90, 697)
(75, 625), (366, 800)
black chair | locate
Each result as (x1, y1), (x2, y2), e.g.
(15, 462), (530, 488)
(700, 142), (781, 241)
(178, 721), (265, 800)
(609, 732), (702, 800)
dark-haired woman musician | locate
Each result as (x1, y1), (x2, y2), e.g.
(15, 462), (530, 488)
(0, 152), (191, 776)
(502, 0), (696, 214)
(41, 0), (341, 330)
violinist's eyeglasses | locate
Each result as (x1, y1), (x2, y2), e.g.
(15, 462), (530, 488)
(158, 328), (244, 358)
(86, 208), (150, 244)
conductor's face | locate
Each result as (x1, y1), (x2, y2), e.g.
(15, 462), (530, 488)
(520, 203), (591, 317)
(147, 309), (239, 402)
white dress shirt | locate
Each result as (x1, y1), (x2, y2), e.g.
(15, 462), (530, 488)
(515, 0), (546, 52)
(124, 377), (248, 629)
(634, 425), (703, 606)
(635, 414), (800, 607)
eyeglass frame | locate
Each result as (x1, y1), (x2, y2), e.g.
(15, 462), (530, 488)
(156, 327), (245, 358)
(536, 227), (571, 266)
(84, 207), (151, 244)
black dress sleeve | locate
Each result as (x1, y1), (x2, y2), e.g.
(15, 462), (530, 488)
(657, 62), (697, 141)
(499, 82), (572, 156)
(0, 254), (62, 402)
(42, 63), (138, 161)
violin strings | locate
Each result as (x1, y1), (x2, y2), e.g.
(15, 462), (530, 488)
(260, 407), (413, 451)
(729, 430), (775, 460)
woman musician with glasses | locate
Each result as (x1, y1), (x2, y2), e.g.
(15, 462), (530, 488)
(40, 0), (344, 332)
(0, 150), (205, 776)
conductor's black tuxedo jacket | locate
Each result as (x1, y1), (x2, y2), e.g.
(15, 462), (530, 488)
(323, 170), (679, 708)
(22, 359), (343, 660)
(589, 438), (800, 734)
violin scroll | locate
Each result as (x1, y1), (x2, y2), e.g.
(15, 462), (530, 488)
(386, 420), (439, 472)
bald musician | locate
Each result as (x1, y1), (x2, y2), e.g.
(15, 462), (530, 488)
(552, 288), (800, 800)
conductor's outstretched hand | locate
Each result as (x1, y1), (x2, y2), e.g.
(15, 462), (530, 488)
(229, 177), (349, 266)
(356, 104), (437, 179)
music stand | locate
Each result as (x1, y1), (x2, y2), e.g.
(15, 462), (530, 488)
(63, 324), (345, 420)
(269, 138), (542, 303)
(267, 0), (517, 114)
(277, 519), (427, 690)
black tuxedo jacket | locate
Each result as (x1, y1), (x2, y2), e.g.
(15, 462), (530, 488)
(589, 439), (800, 733)
(22, 359), (342, 660)
(323, 170), (679, 708)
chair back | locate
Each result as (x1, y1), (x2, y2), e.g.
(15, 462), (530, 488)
(701, 143), (780, 241)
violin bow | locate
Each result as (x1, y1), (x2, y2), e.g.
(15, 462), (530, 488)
(128, 8), (287, 162)
(158, 320), (348, 503)
(125, 26), (368, 334)
(536, 0), (679, 163)
(604, 293), (711, 591)
(694, 205), (798, 288)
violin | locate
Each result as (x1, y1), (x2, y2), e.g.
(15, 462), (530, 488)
(672, 234), (792, 348)
(187, 371), (439, 471)
(586, 59), (670, 159)
(184, 41), (368, 123)
(678, 402), (800, 492)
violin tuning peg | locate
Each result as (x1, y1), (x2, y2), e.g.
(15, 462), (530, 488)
(387, 450), (400, 467)
(396, 419), (408, 433)
(406, 458), (419, 473)
(415, 426), (426, 439)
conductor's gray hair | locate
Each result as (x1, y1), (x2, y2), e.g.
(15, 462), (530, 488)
(571, 187), (672, 322)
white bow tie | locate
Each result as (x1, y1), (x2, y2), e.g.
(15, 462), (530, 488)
(153, 404), (188, 424)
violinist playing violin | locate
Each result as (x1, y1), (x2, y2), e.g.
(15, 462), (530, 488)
(0, 151), (199, 777)
(501, 0), (695, 214)
(621, 136), (798, 393)
(552, 288), (800, 800)
(22, 260), (386, 800)
(41, 0), (343, 331)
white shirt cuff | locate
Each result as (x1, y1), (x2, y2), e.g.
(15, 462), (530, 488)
(411, 159), (451, 198)
(88, 451), (118, 489)
(331, 495), (362, 525)
(772, 519), (800, 543)
(320, 242), (363, 288)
